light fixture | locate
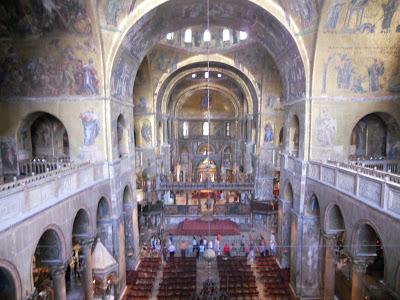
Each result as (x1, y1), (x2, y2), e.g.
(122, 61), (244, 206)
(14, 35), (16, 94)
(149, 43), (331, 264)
(204, 71), (209, 79)
(217, 73), (222, 78)
(203, 29), (211, 42)
(166, 32), (174, 40)
(192, 73), (197, 78)
(239, 31), (248, 40)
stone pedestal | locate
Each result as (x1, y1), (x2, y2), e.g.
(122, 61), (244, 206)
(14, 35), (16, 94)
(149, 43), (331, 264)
(80, 238), (95, 300)
(323, 234), (337, 300)
(49, 264), (67, 300)
(351, 258), (372, 300)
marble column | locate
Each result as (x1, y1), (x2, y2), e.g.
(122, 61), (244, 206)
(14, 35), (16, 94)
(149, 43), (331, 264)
(323, 233), (337, 300)
(80, 238), (95, 300)
(351, 258), (370, 300)
(49, 263), (67, 300)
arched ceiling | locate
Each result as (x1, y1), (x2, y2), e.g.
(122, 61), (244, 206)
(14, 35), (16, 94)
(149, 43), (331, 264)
(176, 88), (237, 119)
(110, 0), (307, 104)
(154, 61), (259, 115)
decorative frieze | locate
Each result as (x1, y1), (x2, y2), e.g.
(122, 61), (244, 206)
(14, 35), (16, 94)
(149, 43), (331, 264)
(359, 178), (381, 205)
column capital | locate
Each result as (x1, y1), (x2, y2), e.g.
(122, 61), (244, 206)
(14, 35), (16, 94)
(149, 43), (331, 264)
(78, 236), (95, 248)
(49, 263), (67, 277)
(351, 257), (373, 273)
(322, 232), (337, 242)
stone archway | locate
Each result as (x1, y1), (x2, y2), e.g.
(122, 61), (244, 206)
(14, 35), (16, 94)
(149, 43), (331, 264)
(96, 197), (113, 254)
(0, 260), (22, 300)
(350, 221), (386, 299)
(32, 228), (66, 300)
(323, 203), (345, 300)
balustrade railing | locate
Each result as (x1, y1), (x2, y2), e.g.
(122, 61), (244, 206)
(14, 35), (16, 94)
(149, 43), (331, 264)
(0, 161), (107, 231)
(18, 158), (71, 177)
(163, 203), (251, 216)
(327, 161), (400, 184)
(348, 159), (400, 174)
(159, 181), (254, 191)
(307, 160), (400, 218)
(1, 161), (90, 193)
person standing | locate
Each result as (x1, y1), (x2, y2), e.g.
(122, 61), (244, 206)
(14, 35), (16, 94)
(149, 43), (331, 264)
(192, 236), (197, 257)
(168, 243), (176, 258)
(180, 240), (187, 257)
(270, 232), (276, 256)
(199, 242), (205, 260)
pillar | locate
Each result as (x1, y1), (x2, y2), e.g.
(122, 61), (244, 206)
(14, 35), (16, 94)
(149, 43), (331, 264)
(351, 258), (371, 300)
(80, 238), (95, 300)
(49, 263), (67, 300)
(277, 199), (291, 268)
(246, 115), (252, 142)
(162, 116), (168, 144)
(323, 233), (337, 300)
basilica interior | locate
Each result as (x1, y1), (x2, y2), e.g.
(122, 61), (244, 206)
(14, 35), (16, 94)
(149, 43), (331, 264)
(0, 0), (400, 300)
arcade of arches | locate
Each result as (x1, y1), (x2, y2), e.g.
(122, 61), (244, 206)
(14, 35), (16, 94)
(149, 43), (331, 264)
(0, 1), (400, 300)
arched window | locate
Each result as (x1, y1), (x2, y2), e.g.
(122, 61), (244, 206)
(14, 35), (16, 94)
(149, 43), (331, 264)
(203, 29), (211, 42)
(226, 122), (230, 137)
(184, 28), (192, 43)
(222, 28), (230, 42)
(183, 121), (189, 137)
(203, 121), (209, 136)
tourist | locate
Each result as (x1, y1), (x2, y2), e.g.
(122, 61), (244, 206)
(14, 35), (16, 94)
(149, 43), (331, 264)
(217, 232), (222, 242)
(191, 236), (197, 256)
(214, 238), (220, 256)
(208, 239), (213, 249)
(244, 243), (250, 258)
(249, 241), (255, 262)
(270, 232), (276, 256)
(162, 243), (168, 262)
(223, 243), (230, 256)
(180, 240), (188, 257)
(203, 236), (208, 248)
(168, 243), (176, 258)
(240, 235), (246, 252)
(199, 242), (205, 260)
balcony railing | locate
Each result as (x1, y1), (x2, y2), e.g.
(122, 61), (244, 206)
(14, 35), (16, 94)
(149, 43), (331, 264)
(347, 159), (400, 175)
(307, 160), (400, 218)
(159, 181), (254, 191)
(163, 203), (251, 216)
(0, 161), (107, 231)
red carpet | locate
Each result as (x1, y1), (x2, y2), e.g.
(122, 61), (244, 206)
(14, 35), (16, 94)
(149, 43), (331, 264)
(170, 218), (240, 236)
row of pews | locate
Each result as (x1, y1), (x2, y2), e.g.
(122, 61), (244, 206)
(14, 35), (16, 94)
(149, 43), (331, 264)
(123, 257), (161, 300)
(158, 257), (197, 300)
(217, 256), (259, 300)
(255, 256), (293, 299)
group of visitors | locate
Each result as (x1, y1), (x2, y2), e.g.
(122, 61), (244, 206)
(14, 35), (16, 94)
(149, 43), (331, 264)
(156, 232), (277, 262)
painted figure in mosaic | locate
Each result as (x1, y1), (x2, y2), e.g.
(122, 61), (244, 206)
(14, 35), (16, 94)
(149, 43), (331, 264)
(83, 59), (98, 95)
(368, 59), (384, 92)
(325, 0), (346, 31)
(382, 0), (399, 32)
(141, 121), (152, 144)
(264, 123), (274, 143)
(80, 111), (100, 146)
